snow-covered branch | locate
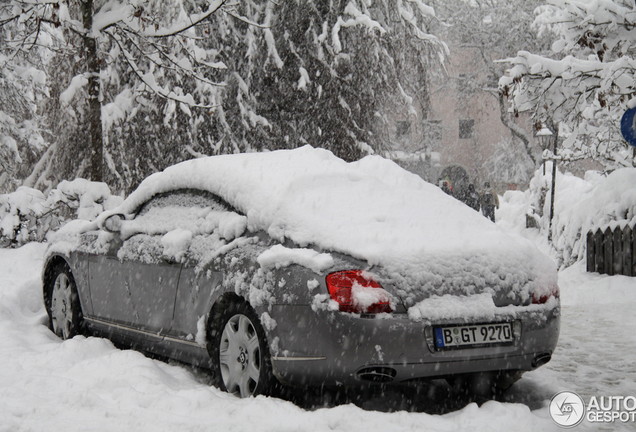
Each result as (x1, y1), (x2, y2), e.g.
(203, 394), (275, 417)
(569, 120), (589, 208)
(499, 0), (636, 169)
(98, 0), (226, 38)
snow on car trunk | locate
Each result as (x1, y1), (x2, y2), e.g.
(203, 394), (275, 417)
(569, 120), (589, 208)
(94, 146), (556, 312)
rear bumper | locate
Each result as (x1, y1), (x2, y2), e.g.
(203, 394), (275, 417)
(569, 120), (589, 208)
(267, 303), (560, 386)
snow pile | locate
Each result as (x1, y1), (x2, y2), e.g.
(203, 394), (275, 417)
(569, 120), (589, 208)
(306, 279), (320, 291)
(0, 180), (122, 247)
(257, 245), (335, 273)
(551, 167), (636, 267)
(121, 203), (247, 241)
(351, 283), (390, 311)
(161, 229), (193, 261)
(0, 187), (47, 245)
(53, 178), (122, 220)
(499, 164), (636, 268)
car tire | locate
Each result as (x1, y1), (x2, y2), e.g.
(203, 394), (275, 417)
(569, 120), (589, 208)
(207, 295), (275, 398)
(45, 261), (84, 340)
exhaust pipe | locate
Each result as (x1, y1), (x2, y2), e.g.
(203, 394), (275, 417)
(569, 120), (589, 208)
(356, 367), (397, 383)
(532, 353), (552, 368)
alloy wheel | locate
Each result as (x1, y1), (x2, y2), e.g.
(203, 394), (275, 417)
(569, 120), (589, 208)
(219, 314), (262, 398)
(50, 272), (73, 339)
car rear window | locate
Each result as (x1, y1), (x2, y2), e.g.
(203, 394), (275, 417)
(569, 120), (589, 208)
(137, 189), (234, 216)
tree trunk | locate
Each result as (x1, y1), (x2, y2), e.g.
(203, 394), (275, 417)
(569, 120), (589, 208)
(82, 0), (103, 182)
(497, 91), (536, 166)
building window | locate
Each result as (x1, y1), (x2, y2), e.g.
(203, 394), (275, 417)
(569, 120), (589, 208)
(486, 75), (499, 90)
(396, 121), (411, 138)
(459, 119), (475, 139)
(458, 73), (468, 87)
(425, 120), (442, 142)
(457, 73), (477, 90)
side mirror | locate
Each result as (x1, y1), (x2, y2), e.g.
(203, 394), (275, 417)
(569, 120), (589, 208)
(100, 213), (125, 233)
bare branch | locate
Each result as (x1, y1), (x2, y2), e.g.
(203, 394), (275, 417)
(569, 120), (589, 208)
(0, 13), (22, 28)
(136, 0), (227, 38)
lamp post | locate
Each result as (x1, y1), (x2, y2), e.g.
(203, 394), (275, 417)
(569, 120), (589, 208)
(537, 126), (558, 241)
(538, 125), (559, 241)
(537, 127), (553, 175)
(548, 131), (558, 242)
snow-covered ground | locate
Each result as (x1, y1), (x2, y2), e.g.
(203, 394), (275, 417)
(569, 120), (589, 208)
(497, 229), (636, 432)
(1, 235), (635, 431)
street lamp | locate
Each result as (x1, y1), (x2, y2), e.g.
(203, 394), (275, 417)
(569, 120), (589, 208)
(537, 127), (553, 175)
(537, 125), (558, 241)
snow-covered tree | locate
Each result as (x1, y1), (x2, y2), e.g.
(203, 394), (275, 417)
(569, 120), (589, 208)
(207, 0), (446, 162)
(499, 0), (636, 170)
(483, 137), (537, 185)
(1, 0), (230, 184)
(2, 0), (446, 193)
(101, 1), (447, 191)
(0, 33), (48, 193)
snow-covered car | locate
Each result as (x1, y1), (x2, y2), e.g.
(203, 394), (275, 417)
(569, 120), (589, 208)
(42, 146), (560, 398)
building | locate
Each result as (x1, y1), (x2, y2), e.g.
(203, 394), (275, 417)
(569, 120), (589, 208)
(383, 44), (539, 199)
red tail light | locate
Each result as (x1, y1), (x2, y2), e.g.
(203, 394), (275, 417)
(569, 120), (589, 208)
(326, 270), (392, 313)
(532, 284), (560, 304)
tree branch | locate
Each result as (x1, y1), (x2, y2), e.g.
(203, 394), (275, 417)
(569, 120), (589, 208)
(110, 27), (225, 88)
(108, 31), (220, 109)
(497, 91), (536, 165)
(136, 0), (227, 38)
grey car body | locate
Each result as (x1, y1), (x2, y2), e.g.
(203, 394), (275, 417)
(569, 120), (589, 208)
(42, 149), (560, 398)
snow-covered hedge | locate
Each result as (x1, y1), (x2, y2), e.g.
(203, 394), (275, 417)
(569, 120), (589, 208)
(500, 164), (636, 268)
(0, 179), (122, 247)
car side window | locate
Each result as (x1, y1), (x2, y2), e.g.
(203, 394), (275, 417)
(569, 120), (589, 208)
(125, 189), (241, 235)
(117, 189), (248, 265)
(136, 189), (233, 217)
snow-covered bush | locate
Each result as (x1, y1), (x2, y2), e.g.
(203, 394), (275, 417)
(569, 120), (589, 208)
(500, 165), (636, 268)
(0, 179), (122, 247)
(550, 168), (636, 267)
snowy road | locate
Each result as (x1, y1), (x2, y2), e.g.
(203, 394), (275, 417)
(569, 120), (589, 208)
(1, 243), (635, 432)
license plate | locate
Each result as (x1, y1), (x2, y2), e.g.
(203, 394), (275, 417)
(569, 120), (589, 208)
(434, 323), (513, 348)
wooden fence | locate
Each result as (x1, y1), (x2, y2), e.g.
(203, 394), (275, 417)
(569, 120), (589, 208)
(586, 226), (635, 276)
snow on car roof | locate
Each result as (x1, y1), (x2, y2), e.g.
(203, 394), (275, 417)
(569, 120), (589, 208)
(108, 145), (556, 295)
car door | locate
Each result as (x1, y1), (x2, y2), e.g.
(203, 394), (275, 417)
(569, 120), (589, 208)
(90, 189), (247, 338)
(89, 254), (181, 334)
(88, 234), (137, 327)
(122, 189), (246, 337)
(121, 258), (182, 334)
(88, 192), (193, 334)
